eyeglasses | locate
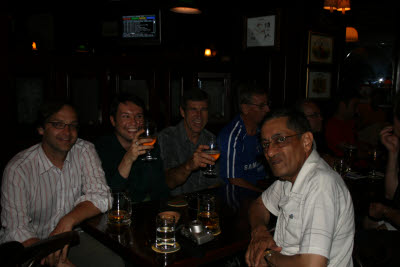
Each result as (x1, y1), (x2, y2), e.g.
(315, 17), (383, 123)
(262, 133), (304, 150)
(247, 101), (271, 109)
(47, 121), (80, 130)
(305, 112), (322, 119)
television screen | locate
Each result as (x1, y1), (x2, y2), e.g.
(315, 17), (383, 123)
(121, 11), (161, 45)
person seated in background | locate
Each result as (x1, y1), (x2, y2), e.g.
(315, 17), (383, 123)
(355, 92), (400, 267)
(0, 101), (123, 267)
(325, 88), (362, 157)
(157, 89), (221, 196)
(94, 94), (169, 203)
(217, 82), (270, 209)
(246, 108), (354, 267)
(295, 98), (334, 166)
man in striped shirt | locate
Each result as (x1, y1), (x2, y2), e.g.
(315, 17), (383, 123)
(217, 83), (270, 209)
(0, 102), (121, 266)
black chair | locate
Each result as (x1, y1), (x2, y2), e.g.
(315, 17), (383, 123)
(0, 230), (80, 267)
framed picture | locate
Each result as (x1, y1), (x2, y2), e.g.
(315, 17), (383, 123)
(197, 72), (231, 124)
(306, 69), (332, 99)
(245, 14), (279, 49)
(308, 32), (334, 64)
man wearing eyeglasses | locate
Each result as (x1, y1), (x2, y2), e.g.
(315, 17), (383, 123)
(217, 83), (270, 210)
(246, 109), (354, 267)
(94, 94), (169, 203)
(1, 101), (123, 266)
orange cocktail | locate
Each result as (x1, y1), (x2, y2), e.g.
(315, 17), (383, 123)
(142, 137), (157, 146)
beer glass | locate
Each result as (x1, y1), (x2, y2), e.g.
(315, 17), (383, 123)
(368, 148), (380, 178)
(139, 120), (157, 161)
(333, 158), (347, 176)
(344, 144), (357, 172)
(108, 191), (132, 226)
(197, 194), (221, 236)
(203, 137), (220, 177)
(153, 212), (180, 253)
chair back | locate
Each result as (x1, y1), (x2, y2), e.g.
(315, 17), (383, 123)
(22, 231), (80, 267)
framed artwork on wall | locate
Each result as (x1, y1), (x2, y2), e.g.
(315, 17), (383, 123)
(308, 32), (334, 64)
(244, 10), (281, 50)
(306, 69), (332, 99)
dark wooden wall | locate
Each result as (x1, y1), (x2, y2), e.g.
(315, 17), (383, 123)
(1, 0), (398, 171)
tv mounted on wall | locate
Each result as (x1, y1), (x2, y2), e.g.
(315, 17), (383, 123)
(120, 10), (161, 45)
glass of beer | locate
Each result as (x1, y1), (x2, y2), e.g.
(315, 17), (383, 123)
(139, 120), (157, 161)
(153, 212), (180, 253)
(203, 136), (220, 177)
(108, 191), (132, 226)
(197, 194), (221, 236)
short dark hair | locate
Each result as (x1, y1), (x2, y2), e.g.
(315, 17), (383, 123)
(180, 89), (208, 110)
(109, 93), (146, 118)
(262, 108), (312, 136)
(36, 101), (78, 128)
(237, 82), (267, 111)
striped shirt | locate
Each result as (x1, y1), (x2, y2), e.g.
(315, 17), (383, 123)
(217, 115), (267, 209)
(0, 139), (112, 243)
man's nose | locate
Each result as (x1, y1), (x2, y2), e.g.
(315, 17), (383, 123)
(264, 144), (278, 158)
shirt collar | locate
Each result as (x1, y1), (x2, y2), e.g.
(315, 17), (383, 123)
(38, 143), (72, 174)
(38, 144), (55, 175)
(290, 149), (320, 194)
(177, 120), (207, 146)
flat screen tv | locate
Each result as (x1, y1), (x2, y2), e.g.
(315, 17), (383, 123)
(120, 10), (161, 45)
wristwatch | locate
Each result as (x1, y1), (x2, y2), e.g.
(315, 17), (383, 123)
(264, 249), (276, 267)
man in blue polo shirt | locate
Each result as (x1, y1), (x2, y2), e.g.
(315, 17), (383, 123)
(217, 82), (270, 209)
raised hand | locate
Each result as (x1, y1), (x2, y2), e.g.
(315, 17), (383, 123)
(380, 126), (400, 154)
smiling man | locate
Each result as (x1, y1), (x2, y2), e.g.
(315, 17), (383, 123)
(0, 101), (121, 266)
(94, 94), (169, 203)
(158, 89), (221, 195)
(246, 109), (354, 267)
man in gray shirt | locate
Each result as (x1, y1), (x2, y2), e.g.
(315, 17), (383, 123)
(158, 89), (221, 196)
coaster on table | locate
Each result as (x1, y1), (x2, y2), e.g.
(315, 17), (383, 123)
(151, 242), (180, 253)
(167, 198), (188, 207)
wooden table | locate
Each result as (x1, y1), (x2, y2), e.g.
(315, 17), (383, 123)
(82, 188), (256, 266)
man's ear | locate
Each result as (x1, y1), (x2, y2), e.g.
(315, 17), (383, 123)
(241, 104), (249, 115)
(179, 107), (185, 118)
(110, 116), (116, 127)
(37, 127), (44, 136)
(302, 132), (314, 152)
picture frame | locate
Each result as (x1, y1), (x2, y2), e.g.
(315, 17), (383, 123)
(306, 69), (332, 99)
(308, 32), (334, 64)
(244, 13), (280, 49)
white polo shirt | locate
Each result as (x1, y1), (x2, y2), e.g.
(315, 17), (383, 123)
(262, 150), (355, 267)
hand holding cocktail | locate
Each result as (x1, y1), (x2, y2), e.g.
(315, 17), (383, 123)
(203, 137), (220, 177)
(139, 120), (158, 161)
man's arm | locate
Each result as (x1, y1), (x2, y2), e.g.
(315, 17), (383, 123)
(265, 251), (327, 267)
(246, 197), (281, 266)
(369, 202), (400, 227)
(165, 145), (215, 189)
(50, 201), (101, 236)
(380, 126), (399, 199)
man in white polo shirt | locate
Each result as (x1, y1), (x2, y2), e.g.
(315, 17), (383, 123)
(246, 109), (354, 267)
